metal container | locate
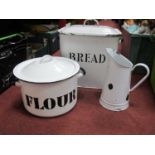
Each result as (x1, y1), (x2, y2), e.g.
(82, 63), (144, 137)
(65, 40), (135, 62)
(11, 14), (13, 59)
(59, 21), (122, 88)
(13, 55), (84, 117)
(99, 48), (150, 111)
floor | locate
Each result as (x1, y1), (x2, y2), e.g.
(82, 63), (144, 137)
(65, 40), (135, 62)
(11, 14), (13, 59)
(0, 75), (154, 135)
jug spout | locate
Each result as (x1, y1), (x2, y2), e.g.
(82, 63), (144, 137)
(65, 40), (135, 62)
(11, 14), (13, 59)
(106, 48), (133, 68)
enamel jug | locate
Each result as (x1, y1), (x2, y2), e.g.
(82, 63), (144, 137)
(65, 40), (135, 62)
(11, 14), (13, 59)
(99, 48), (150, 111)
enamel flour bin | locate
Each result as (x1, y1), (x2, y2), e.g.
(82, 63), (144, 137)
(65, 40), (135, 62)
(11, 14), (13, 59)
(59, 25), (122, 88)
(13, 55), (84, 117)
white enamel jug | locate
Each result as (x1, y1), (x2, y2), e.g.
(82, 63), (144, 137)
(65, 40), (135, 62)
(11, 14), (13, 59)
(99, 48), (150, 111)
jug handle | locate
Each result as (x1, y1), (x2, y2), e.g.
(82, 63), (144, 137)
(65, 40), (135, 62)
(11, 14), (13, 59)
(130, 63), (150, 92)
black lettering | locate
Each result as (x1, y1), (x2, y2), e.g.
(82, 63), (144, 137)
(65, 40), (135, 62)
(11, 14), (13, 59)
(69, 53), (76, 60)
(69, 91), (73, 103)
(25, 95), (33, 107)
(91, 54), (98, 63)
(43, 98), (56, 109)
(85, 53), (91, 62)
(34, 97), (40, 109)
(99, 54), (106, 63)
(25, 95), (42, 109)
(73, 89), (76, 100)
(58, 94), (68, 107)
(70, 52), (106, 63)
(69, 89), (76, 103)
(57, 96), (62, 107)
(25, 89), (77, 110)
(77, 53), (83, 62)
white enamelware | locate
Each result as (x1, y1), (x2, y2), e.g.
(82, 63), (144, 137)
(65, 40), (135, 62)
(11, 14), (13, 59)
(13, 55), (84, 117)
(59, 20), (122, 88)
(99, 48), (150, 111)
